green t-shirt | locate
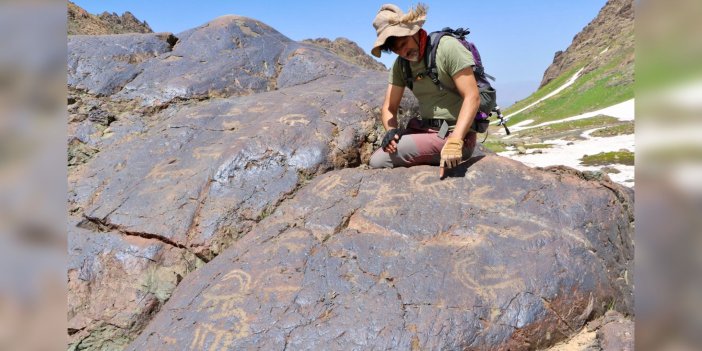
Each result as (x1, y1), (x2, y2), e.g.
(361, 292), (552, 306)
(389, 36), (475, 122)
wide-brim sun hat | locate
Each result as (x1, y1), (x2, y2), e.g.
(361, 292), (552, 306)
(371, 3), (427, 58)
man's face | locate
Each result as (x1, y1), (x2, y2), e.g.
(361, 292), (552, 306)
(391, 35), (420, 62)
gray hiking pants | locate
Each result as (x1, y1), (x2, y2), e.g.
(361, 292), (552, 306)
(369, 118), (477, 169)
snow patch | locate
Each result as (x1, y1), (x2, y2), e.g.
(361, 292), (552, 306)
(499, 133), (635, 187)
(496, 99), (636, 187)
(509, 99), (635, 133)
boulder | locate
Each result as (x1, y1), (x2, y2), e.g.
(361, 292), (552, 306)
(126, 157), (634, 350)
(67, 14), (392, 348)
(67, 32), (176, 95)
(70, 71), (386, 261)
(114, 16), (363, 105)
(67, 11), (635, 351)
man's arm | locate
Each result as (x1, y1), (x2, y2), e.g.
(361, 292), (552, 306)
(380, 83), (405, 153)
(381, 83), (404, 130)
(449, 67), (480, 140)
(439, 67), (480, 176)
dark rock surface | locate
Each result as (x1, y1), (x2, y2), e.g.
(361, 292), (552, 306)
(116, 16), (363, 105)
(68, 16), (369, 106)
(67, 9), (635, 350)
(68, 33), (176, 96)
(67, 14), (390, 347)
(126, 158), (634, 350)
(69, 71), (385, 260)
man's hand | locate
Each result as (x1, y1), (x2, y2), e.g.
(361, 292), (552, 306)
(381, 128), (401, 154)
(439, 137), (464, 178)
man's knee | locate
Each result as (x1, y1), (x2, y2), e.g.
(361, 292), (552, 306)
(369, 148), (393, 168)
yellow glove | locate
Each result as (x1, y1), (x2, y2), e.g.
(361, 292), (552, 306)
(440, 137), (464, 176)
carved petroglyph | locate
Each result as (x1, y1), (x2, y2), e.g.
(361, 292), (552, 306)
(146, 159), (198, 180)
(314, 173), (346, 199)
(225, 107), (242, 116)
(410, 171), (457, 197)
(247, 104), (268, 113)
(261, 229), (311, 256)
(279, 113), (310, 127)
(485, 211), (590, 247)
(363, 184), (411, 217)
(453, 255), (524, 303)
(191, 270), (252, 348)
(192, 145), (224, 160)
(254, 266), (303, 302)
(465, 186), (517, 207)
(199, 294), (247, 319)
(190, 322), (246, 351)
(221, 270), (251, 290)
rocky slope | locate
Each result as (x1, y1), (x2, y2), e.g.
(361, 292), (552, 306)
(68, 1), (152, 35)
(126, 162), (633, 350)
(540, 0), (634, 88)
(67, 15), (391, 349)
(303, 37), (387, 71)
(67, 7), (634, 351)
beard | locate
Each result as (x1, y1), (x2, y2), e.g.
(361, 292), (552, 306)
(404, 49), (420, 62)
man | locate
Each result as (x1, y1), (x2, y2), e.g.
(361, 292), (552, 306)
(369, 3), (480, 178)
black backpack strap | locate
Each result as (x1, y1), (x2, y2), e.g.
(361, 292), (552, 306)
(425, 31), (448, 90)
(400, 58), (413, 90)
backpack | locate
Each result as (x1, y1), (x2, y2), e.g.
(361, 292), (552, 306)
(400, 27), (510, 135)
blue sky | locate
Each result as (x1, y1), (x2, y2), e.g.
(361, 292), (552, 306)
(72, 0), (607, 107)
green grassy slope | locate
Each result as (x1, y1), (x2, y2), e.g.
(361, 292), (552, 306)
(504, 53), (633, 127)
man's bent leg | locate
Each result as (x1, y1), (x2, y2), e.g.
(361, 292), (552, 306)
(369, 132), (439, 168)
(368, 130), (478, 168)
(369, 147), (394, 168)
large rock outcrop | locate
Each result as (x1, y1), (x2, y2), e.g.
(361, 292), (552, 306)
(69, 72), (385, 259)
(68, 15), (389, 348)
(68, 9), (634, 351)
(68, 32), (177, 96)
(68, 15), (365, 105)
(126, 158), (634, 350)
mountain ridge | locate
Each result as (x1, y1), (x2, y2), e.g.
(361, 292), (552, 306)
(540, 0), (633, 88)
(68, 1), (152, 35)
(303, 37), (387, 71)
